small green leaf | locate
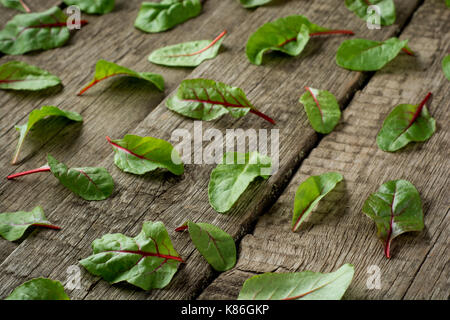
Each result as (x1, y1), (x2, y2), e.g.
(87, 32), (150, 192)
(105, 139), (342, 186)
(246, 15), (323, 65)
(345, 0), (396, 26)
(238, 264), (354, 300)
(239, 0), (272, 8)
(0, 0), (30, 12)
(166, 78), (275, 124)
(178, 221), (236, 271)
(363, 180), (424, 258)
(0, 206), (60, 241)
(106, 134), (184, 175)
(443, 55), (450, 80)
(0, 61), (61, 91)
(377, 92), (435, 152)
(13, 106), (83, 164)
(0, 6), (71, 55)
(6, 278), (70, 300)
(78, 59), (164, 95)
(292, 172), (343, 232)
(208, 152), (272, 213)
(300, 87), (341, 134)
(48, 154), (114, 201)
(149, 30), (226, 67)
(63, 0), (115, 14)
(336, 37), (409, 71)
(134, 0), (202, 33)
(80, 221), (182, 290)
(446, 0), (450, 8)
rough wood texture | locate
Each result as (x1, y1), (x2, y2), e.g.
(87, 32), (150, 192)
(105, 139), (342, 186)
(0, 0), (435, 300)
(199, 0), (449, 300)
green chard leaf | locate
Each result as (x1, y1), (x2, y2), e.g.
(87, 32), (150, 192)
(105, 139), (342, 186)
(7, 155), (114, 201)
(362, 180), (424, 258)
(149, 30), (227, 67)
(166, 78), (275, 124)
(443, 55), (450, 80)
(176, 221), (236, 271)
(80, 221), (182, 290)
(0, 61), (61, 91)
(47, 155), (114, 201)
(246, 15), (354, 65)
(78, 59), (164, 95)
(300, 87), (341, 134)
(239, 0), (272, 8)
(345, 0), (396, 26)
(238, 264), (354, 300)
(135, 0), (202, 33)
(208, 151), (272, 213)
(336, 37), (412, 71)
(0, 6), (85, 55)
(106, 134), (184, 175)
(6, 278), (70, 300)
(12, 106), (83, 164)
(0, 0), (31, 12)
(63, 0), (115, 14)
(377, 92), (435, 152)
(292, 172), (343, 232)
(0, 206), (60, 241)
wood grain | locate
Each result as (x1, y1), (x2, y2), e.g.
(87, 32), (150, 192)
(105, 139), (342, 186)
(199, 0), (449, 300)
(0, 0), (428, 300)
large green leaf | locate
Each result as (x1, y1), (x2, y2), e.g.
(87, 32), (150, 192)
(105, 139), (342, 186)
(106, 134), (184, 175)
(177, 221), (236, 271)
(0, 0), (30, 12)
(13, 106), (83, 164)
(208, 152), (272, 213)
(0, 6), (72, 55)
(443, 55), (450, 80)
(336, 37), (409, 71)
(166, 78), (275, 124)
(292, 172), (343, 232)
(6, 278), (70, 300)
(80, 221), (182, 290)
(0, 61), (61, 91)
(246, 15), (322, 65)
(63, 0), (115, 14)
(148, 30), (226, 67)
(238, 264), (354, 300)
(239, 0), (272, 8)
(134, 0), (202, 33)
(48, 154), (114, 201)
(0, 206), (60, 241)
(345, 0), (396, 26)
(78, 59), (164, 95)
(362, 180), (424, 258)
(377, 92), (435, 152)
(299, 87), (341, 134)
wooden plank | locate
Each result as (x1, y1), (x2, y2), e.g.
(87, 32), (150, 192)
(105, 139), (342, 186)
(0, 0), (421, 300)
(199, 0), (450, 300)
(0, 0), (247, 261)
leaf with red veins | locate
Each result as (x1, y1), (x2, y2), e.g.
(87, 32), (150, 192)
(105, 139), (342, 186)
(167, 78), (275, 124)
(300, 87), (341, 134)
(80, 221), (183, 290)
(363, 180), (424, 259)
(345, 0), (396, 26)
(238, 264), (354, 300)
(0, 61), (61, 91)
(0, 0), (31, 13)
(377, 92), (435, 152)
(149, 30), (227, 67)
(0, 206), (60, 242)
(0, 6), (87, 55)
(78, 59), (164, 95)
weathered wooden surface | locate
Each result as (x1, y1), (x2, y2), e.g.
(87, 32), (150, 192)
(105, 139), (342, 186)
(199, 0), (449, 300)
(0, 0), (445, 301)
